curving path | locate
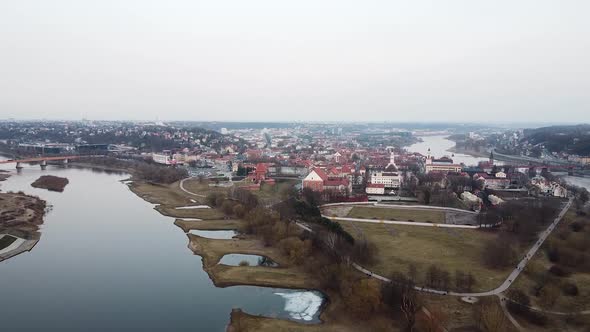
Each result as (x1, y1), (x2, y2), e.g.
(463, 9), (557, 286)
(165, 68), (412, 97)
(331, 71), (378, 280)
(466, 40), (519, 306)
(179, 177), (206, 198)
(351, 198), (573, 298)
(321, 201), (478, 215)
(182, 179), (578, 307)
(325, 216), (481, 229)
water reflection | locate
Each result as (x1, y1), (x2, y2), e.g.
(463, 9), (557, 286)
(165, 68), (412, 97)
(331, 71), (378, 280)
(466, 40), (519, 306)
(0, 161), (323, 330)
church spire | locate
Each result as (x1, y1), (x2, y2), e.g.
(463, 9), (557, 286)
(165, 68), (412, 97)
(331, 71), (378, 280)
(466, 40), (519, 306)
(390, 149), (396, 167)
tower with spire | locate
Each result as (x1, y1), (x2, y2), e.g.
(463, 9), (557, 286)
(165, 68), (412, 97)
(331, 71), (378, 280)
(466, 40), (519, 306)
(388, 149), (396, 168)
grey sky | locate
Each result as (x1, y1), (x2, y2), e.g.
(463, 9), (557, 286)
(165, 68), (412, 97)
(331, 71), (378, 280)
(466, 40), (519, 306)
(0, 1), (588, 122)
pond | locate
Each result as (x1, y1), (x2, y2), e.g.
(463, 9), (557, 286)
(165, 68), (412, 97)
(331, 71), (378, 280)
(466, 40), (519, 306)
(0, 160), (323, 330)
(219, 253), (279, 267)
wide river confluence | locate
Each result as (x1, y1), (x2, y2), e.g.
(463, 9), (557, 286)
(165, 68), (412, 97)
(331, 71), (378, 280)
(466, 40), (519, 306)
(0, 160), (322, 331)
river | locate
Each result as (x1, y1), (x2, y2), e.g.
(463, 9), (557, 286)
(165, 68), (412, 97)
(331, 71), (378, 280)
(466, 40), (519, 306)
(562, 176), (590, 191)
(407, 135), (489, 166)
(407, 135), (590, 191)
(0, 161), (323, 331)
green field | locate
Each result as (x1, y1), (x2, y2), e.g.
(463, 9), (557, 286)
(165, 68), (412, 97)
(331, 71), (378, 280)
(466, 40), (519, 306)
(341, 221), (511, 292)
(347, 206), (445, 223)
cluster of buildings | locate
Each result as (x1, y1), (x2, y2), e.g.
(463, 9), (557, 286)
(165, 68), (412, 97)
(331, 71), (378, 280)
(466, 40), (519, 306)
(0, 121), (577, 204)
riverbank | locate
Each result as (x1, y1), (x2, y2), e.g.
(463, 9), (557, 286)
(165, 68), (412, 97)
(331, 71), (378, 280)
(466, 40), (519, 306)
(129, 179), (402, 331)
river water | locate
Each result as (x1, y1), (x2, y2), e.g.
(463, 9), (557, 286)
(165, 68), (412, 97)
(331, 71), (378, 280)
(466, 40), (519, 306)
(407, 135), (488, 166)
(408, 136), (590, 191)
(0, 161), (323, 331)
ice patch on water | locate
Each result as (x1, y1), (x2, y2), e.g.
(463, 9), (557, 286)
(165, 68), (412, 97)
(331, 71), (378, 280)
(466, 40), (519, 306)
(175, 205), (211, 210)
(274, 291), (322, 321)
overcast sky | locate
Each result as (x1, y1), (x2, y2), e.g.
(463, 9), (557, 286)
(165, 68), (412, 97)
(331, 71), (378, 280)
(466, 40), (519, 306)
(0, 1), (588, 123)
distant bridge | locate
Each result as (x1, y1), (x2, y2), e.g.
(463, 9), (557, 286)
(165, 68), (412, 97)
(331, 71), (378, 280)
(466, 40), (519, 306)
(492, 149), (582, 169)
(0, 155), (83, 169)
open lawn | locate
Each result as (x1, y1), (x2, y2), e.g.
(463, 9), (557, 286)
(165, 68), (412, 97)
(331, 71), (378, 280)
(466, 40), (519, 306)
(129, 181), (193, 206)
(174, 219), (243, 232)
(209, 264), (317, 289)
(181, 179), (228, 197)
(236, 180), (298, 205)
(155, 205), (225, 219)
(346, 206), (446, 223)
(341, 221), (512, 292)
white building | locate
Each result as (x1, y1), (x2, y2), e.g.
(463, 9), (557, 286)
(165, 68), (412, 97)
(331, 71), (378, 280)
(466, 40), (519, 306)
(425, 149), (462, 173)
(152, 153), (174, 165)
(366, 183), (385, 195)
(368, 150), (401, 189)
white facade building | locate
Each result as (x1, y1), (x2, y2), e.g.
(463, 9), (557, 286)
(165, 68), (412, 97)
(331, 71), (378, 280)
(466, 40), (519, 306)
(152, 153), (174, 165)
(368, 150), (401, 189)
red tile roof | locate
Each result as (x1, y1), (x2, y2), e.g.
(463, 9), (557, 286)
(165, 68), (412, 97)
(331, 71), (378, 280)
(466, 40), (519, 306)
(311, 167), (328, 181)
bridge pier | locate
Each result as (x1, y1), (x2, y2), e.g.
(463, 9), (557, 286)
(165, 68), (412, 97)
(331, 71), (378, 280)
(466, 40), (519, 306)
(15, 162), (23, 169)
(40, 160), (47, 170)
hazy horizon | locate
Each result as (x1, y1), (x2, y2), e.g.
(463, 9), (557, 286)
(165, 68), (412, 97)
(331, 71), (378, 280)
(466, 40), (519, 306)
(1, 1), (589, 122)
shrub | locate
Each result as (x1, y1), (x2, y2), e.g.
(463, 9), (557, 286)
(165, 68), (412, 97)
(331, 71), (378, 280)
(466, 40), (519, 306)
(238, 260), (250, 266)
(221, 200), (235, 215)
(506, 289), (530, 315)
(233, 204), (246, 218)
(278, 237), (312, 265)
(215, 196), (225, 208)
(570, 221), (584, 232)
(206, 192), (224, 207)
(548, 265), (571, 277)
(561, 281), (579, 296)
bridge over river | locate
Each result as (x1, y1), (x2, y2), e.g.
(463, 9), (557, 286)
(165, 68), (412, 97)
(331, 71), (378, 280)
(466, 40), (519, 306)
(0, 155), (84, 169)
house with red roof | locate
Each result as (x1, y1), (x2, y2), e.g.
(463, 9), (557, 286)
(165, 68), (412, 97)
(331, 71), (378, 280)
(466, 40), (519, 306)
(302, 167), (351, 194)
(247, 163), (273, 184)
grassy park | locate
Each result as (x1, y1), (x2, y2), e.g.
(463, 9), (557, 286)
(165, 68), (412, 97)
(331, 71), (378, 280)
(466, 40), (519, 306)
(341, 221), (512, 292)
(346, 206), (446, 223)
(129, 181), (194, 206)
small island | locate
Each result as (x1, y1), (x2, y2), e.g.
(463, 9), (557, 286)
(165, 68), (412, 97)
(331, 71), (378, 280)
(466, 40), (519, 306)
(31, 175), (69, 192)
